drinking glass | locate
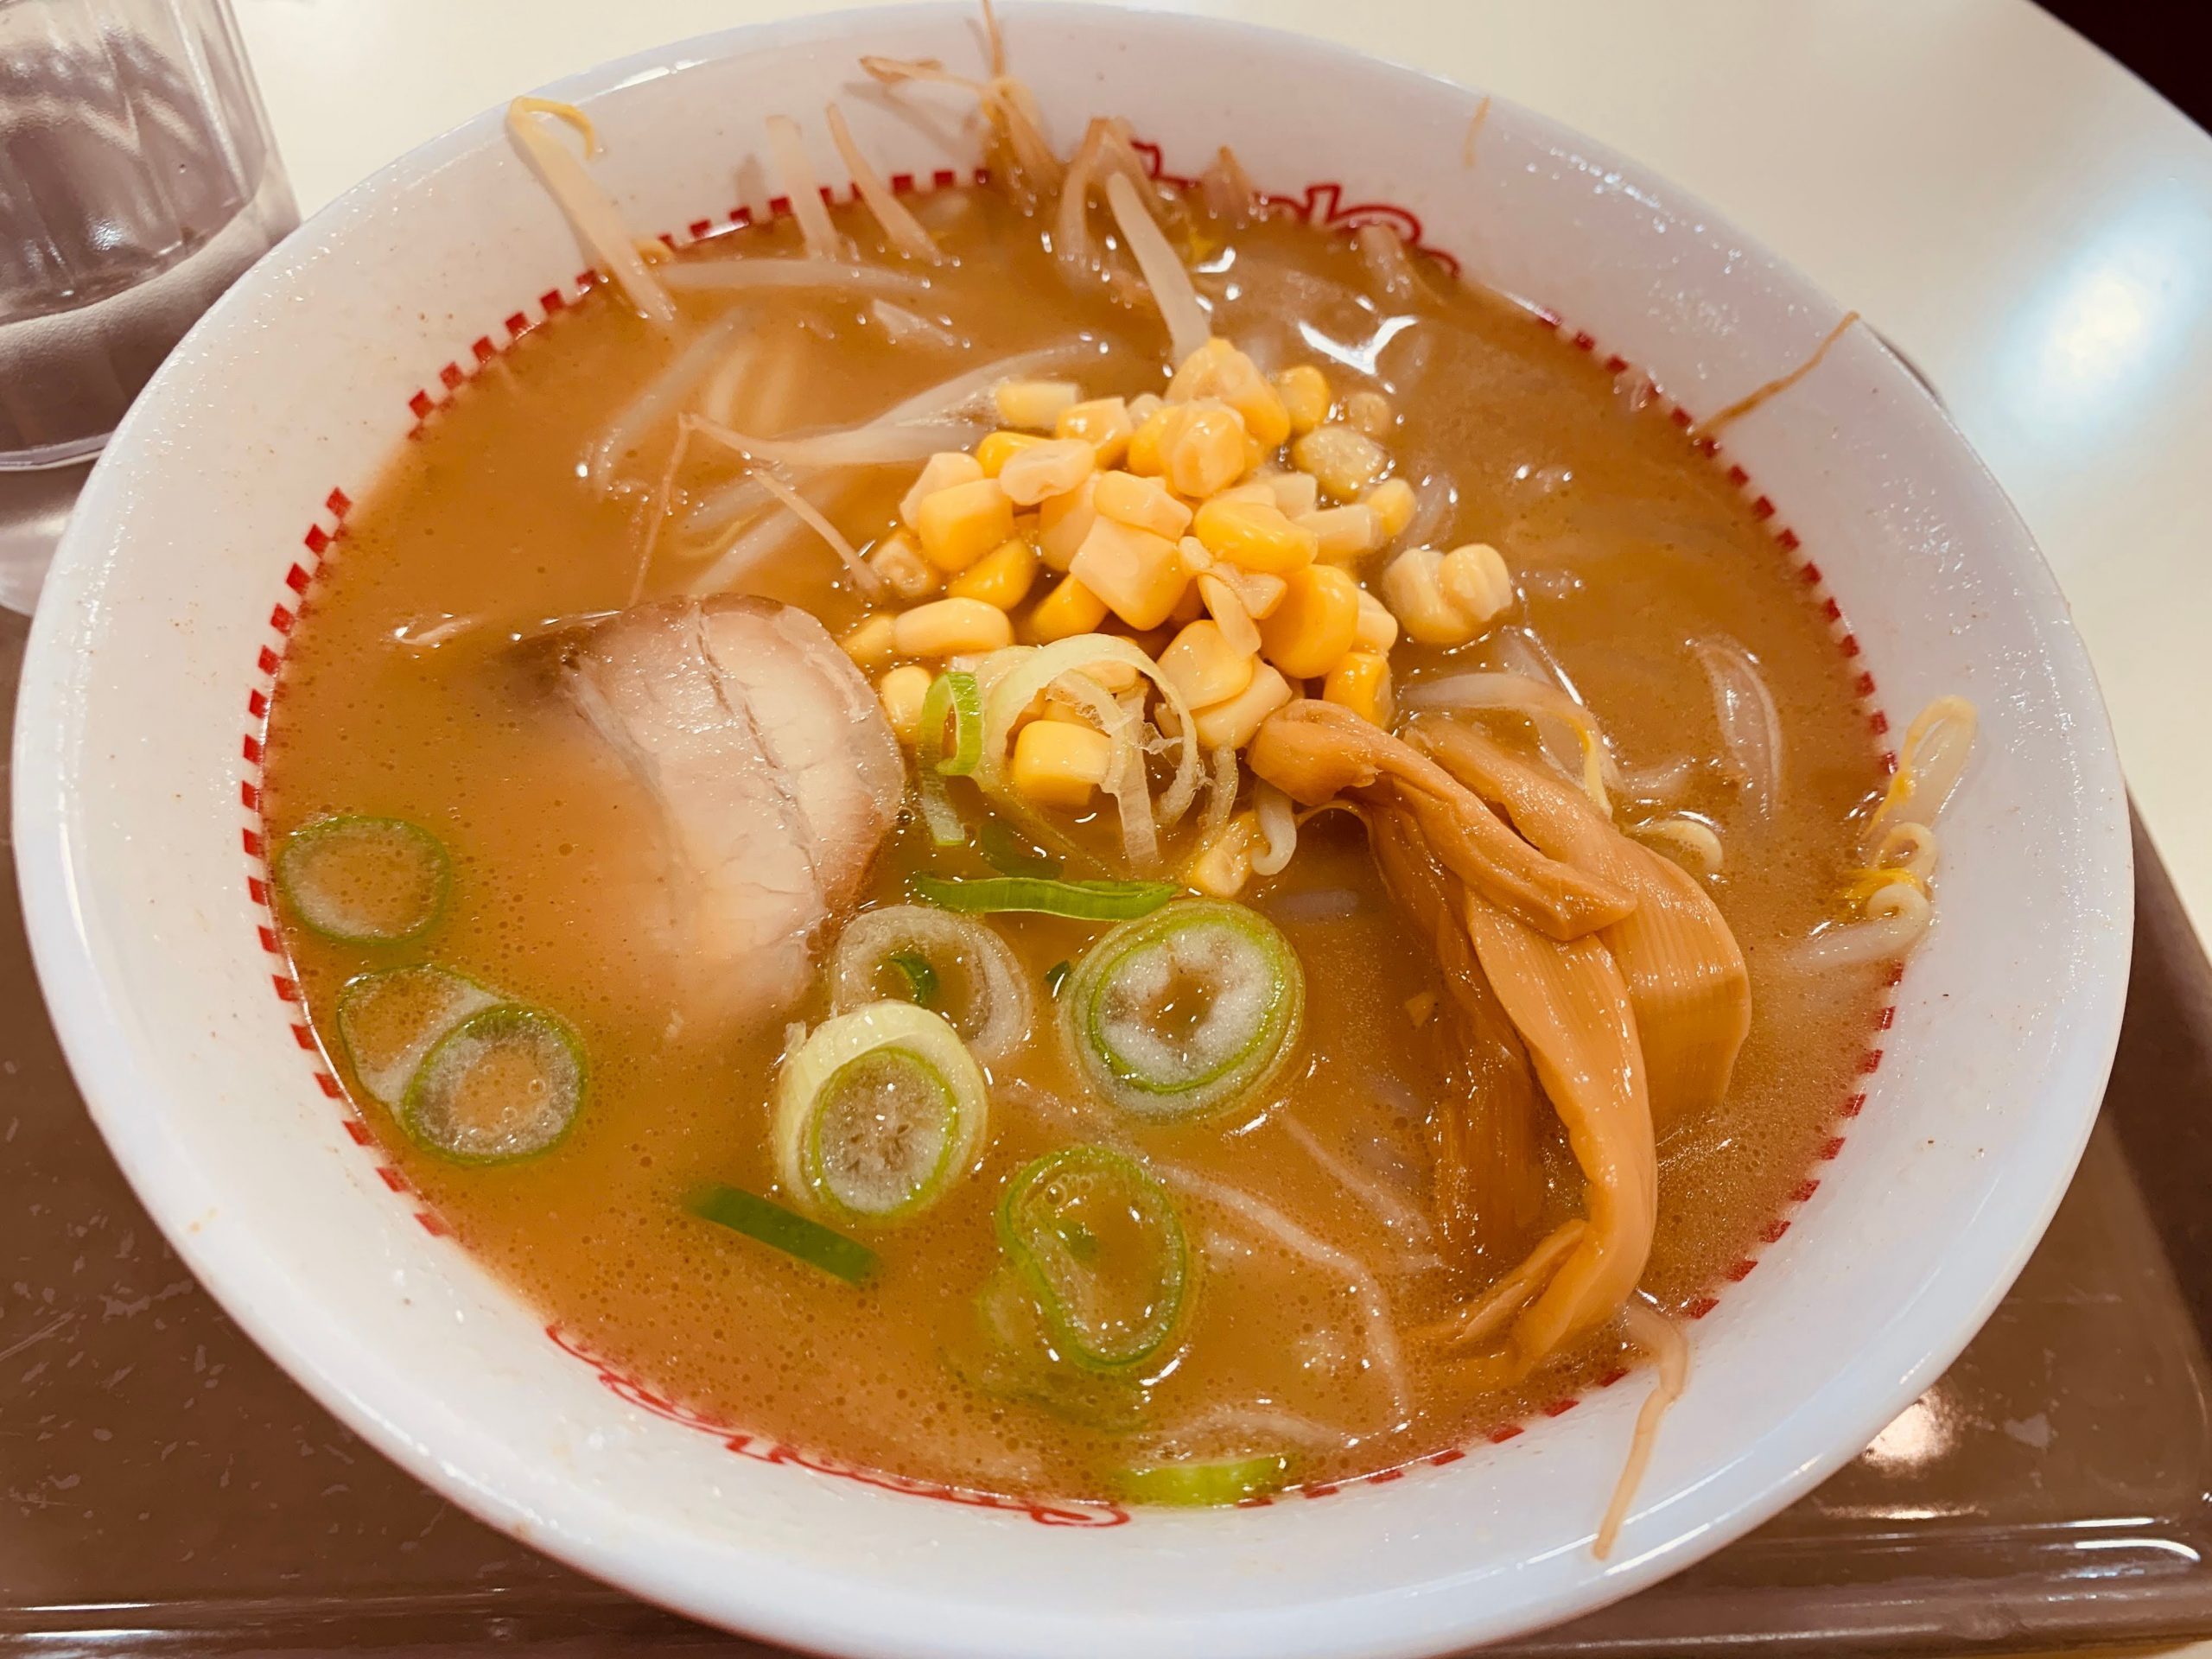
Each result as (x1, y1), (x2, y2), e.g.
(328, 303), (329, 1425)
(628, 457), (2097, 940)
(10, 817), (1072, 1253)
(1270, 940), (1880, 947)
(0, 0), (296, 471)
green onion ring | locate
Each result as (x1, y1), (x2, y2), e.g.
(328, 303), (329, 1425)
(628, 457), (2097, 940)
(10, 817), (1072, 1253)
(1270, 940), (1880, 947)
(922, 669), (984, 776)
(1063, 899), (1305, 1121)
(996, 1145), (1188, 1372)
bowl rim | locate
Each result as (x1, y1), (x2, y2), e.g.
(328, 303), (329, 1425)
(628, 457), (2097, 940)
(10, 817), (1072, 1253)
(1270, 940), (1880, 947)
(10, 3), (2133, 1654)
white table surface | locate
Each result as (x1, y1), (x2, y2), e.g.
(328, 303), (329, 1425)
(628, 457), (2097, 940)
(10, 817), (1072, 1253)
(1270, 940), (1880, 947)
(229, 0), (2212, 945)
(232, 0), (2212, 940)
(197, 7), (2212, 1649)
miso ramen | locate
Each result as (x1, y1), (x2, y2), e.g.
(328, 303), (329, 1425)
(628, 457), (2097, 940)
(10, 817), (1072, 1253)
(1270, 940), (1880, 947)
(259, 47), (1976, 1542)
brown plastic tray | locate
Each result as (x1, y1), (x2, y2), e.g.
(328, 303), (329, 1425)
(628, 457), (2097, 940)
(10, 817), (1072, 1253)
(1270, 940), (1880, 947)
(4, 582), (2208, 1652)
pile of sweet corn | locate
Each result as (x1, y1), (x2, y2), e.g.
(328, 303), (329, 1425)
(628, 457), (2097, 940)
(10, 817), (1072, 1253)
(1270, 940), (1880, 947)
(842, 337), (1515, 858)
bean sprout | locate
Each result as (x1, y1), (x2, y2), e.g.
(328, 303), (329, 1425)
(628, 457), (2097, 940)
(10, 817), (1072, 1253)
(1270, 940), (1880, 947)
(1632, 815), (1724, 877)
(1160, 1166), (1411, 1432)
(1104, 172), (1211, 364)
(1790, 880), (1931, 970)
(505, 99), (675, 327)
(824, 103), (942, 264)
(1594, 1300), (1688, 1560)
(657, 259), (928, 296)
(1690, 635), (1783, 822)
(1280, 1117), (1434, 1248)
(763, 114), (842, 260)
(1250, 782), (1298, 876)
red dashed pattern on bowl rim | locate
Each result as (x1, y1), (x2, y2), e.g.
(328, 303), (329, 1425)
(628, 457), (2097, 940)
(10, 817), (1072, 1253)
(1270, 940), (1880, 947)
(234, 154), (1901, 1522)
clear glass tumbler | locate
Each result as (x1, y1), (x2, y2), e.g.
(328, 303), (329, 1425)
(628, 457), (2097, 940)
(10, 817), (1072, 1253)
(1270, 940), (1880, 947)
(0, 0), (296, 469)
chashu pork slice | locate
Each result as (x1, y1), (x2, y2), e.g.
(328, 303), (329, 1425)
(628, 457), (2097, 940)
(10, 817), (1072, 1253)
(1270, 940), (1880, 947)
(566, 594), (903, 1026)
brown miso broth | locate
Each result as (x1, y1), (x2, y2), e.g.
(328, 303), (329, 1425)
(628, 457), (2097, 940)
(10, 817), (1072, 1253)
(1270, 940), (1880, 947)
(261, 179), (1889, 1504)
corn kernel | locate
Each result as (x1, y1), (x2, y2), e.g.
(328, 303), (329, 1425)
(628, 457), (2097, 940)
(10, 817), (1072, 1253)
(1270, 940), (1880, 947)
(893, 596), (1014, 657)
(1257, 563), (1362, 678)
(1226, 567), (1287, 619)
(948, 535), (1039, 609)
(1290, 423), (1389, 500)
(1197, 571), (1262, 657)
(1127, 391), (1164, 423)
(1241, 389), (1292, 451)
(914, 477), (1016, 573)
(1298, 504), (1382, 566)
(1345, 390), (1395, 438)
(1073, 658), (1142, 694)
(841, 613), (897, 669)
(1036, 474), (1097, 572)
(1363, 477), (1417, 542)
(1270, 365), (1331, 435)
(1187, 810), (1259, 899)
(976, 429), (1047, 477)
(1027, 575), (1109, 642)
(1266, 469), (1320, 518)
(1371, 548), (1459, 645)
(1192, 496), (1318, 575)
(1213, 480), (1279, 505)
(1011, 719), (1115, 809)
(1093, 469), (1193, 539)
(1192, 661), (1294, 750)
(1167, 338), (1292, 448)
(901, 450), (984, 528)
(1323, 651), (1394, 727)
(1440, 542), (1515, 626)
(877, 664), (935, 743)
(1160, 620), (1257, 709)
(1177, 534), (1214, 575)
(997, 437), (1096, 507)
(1380, 543), (1511, 646)
(1165, 401), (1249, 499)
(1379, 549), (1459, 645)
(1125, 403), (1178, 477)
(866, 531), (938, 601)
(1070, 516), (1188, 630)
(1354, 586), (1400, 653)
(995, 378), (1081, 431)
(1166, 338), (1236, 401)
(1056, 396), (1135, 467)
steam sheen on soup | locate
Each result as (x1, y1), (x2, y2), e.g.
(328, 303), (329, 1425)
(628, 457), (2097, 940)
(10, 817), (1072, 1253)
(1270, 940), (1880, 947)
(259, 59), (1974, 1538)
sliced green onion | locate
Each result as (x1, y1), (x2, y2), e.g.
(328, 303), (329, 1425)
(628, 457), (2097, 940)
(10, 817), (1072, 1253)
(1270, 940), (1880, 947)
(946, 1268), (1151, 1430)
(401, 1004), (587, 1164)
(979, 819), (1060, 878)
(773, 1001), (988, 1224)
(830, 905), (1032, 1065)
(276, 815), (449, 944)
(1045, 960), (1072, 997)
(917, 767), (968, 847)
(1064, 899), (1305, 1121)
(1117, 1454), (1294, 1507)
(886, 950), (938, 1007)
(997, 1146), (1187, 1371)
(921, 669), (984, 776)
(336, 964), (496, 1106)
(913, 874), (1179, 919)
(690, 1183), (877, 1285)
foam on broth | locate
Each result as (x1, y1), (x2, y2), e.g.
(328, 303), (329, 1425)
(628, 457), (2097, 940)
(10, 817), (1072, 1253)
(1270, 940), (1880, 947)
(262, 188), (1887, 1499)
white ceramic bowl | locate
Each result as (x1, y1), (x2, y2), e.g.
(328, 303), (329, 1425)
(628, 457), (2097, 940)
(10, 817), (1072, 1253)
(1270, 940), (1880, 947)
(12, 5), (2131, 1655)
